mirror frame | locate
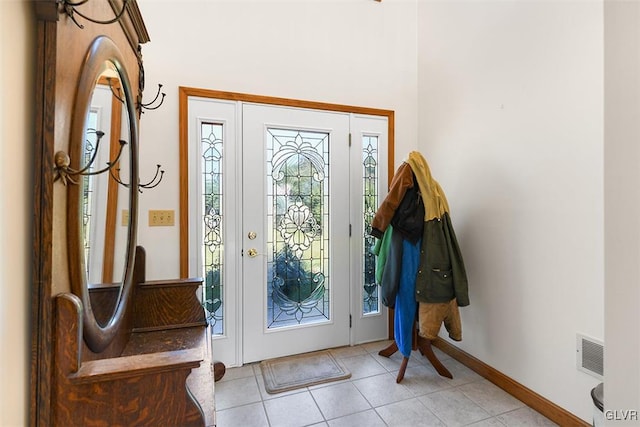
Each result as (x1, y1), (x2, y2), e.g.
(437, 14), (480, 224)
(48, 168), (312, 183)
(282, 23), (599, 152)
(67, 35), (139, 353)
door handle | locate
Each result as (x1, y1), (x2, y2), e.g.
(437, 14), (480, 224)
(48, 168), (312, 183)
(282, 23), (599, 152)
(247, 248), (258, 257)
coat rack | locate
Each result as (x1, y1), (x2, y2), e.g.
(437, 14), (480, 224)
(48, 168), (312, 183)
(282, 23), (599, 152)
(53, 129), (164, 192)
(53, 129), (126, 186)
(379, 329), (453, 383)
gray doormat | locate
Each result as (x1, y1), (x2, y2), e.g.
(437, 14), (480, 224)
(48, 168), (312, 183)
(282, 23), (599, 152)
(260, 350), (351, 394)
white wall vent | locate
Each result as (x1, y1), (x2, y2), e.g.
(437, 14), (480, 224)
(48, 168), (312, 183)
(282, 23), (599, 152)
(576, 333), (604, 380)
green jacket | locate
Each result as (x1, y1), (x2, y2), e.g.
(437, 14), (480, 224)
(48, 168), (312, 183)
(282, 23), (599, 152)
(407, 151), (469, 306)
(415, 212), (469, 306)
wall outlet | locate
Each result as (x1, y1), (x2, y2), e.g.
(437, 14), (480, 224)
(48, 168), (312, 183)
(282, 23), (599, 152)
(149, 209), (175, 226)
(121, 210), (129, 226)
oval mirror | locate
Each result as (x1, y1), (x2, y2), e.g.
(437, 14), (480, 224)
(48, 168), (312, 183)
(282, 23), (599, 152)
(82, 67), (131, 325)
(68, 36), (139, 353)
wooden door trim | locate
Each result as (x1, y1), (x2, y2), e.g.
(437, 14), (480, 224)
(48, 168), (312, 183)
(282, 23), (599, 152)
(178, 86), (395, 278)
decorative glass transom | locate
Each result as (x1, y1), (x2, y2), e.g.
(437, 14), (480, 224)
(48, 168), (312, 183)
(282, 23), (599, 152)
(201, 122), (224, 335)
(362, 135), (380, 315)
(266, 128), (330, 328)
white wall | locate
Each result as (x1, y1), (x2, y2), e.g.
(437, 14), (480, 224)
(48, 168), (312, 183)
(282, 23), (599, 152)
(417, 1), (604, 422)
(4, 0), (636, 425)
(138, 0), (611, 421)
(0, 1), (32, 425)
(4, 1), (624, 424)
(604, 1), (640, 425)
(136, 0), (419, 279)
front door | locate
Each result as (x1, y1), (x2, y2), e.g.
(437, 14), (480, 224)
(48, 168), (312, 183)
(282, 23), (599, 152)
(242, 104), (351, 362)
(183, 90), (391, 367)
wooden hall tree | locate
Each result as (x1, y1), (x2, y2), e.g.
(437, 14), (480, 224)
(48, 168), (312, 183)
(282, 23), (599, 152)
(31, 1), (215, 425)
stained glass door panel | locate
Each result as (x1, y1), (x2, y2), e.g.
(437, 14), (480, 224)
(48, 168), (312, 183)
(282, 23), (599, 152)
(242, 104), (351, 363)
(267, 128), (330, 329)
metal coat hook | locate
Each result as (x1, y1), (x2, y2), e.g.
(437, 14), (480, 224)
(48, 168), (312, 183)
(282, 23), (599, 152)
(140, 164), (165, 190)
(105, 77), (125, 104)
(60, 0), (130, 30)
(110, 164), (165, 193)
(139, 84), (166, 113)
(54, 130), (127, 186)
(105, 77), (165, 115)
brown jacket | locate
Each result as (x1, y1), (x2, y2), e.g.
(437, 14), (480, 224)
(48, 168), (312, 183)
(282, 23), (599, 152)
(370, 162), (415, 239)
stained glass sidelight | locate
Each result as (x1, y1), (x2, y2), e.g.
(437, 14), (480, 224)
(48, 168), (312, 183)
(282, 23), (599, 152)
(362, 136), (380, 315)
(266, 129), (330, 328)
(201, 122), (224, 335)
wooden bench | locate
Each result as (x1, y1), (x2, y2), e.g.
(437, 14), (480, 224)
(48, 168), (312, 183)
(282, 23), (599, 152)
(52, 247), (214, 426)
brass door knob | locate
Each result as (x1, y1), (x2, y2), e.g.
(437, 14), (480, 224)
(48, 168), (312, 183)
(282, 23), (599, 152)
(247, 248), (258, 257)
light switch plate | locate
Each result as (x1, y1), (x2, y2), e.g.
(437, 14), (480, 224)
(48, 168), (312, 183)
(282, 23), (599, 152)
(149, 209), (175, 226)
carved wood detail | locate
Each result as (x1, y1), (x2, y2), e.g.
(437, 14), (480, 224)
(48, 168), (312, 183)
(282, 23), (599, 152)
(52, 248), (210, 426)
(53, 294), (205, 427)
(133, 279), (207, 332)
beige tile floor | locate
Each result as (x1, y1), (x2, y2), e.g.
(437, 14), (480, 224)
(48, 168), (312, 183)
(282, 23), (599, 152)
(212, 340), (558, 427)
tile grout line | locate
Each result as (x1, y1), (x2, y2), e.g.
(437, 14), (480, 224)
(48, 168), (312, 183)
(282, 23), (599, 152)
(306, 384), (328, 425)
(252, 372), (273, 427)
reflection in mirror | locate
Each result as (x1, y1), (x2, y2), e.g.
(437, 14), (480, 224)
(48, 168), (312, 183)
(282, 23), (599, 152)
(82, 65), (129, 287)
